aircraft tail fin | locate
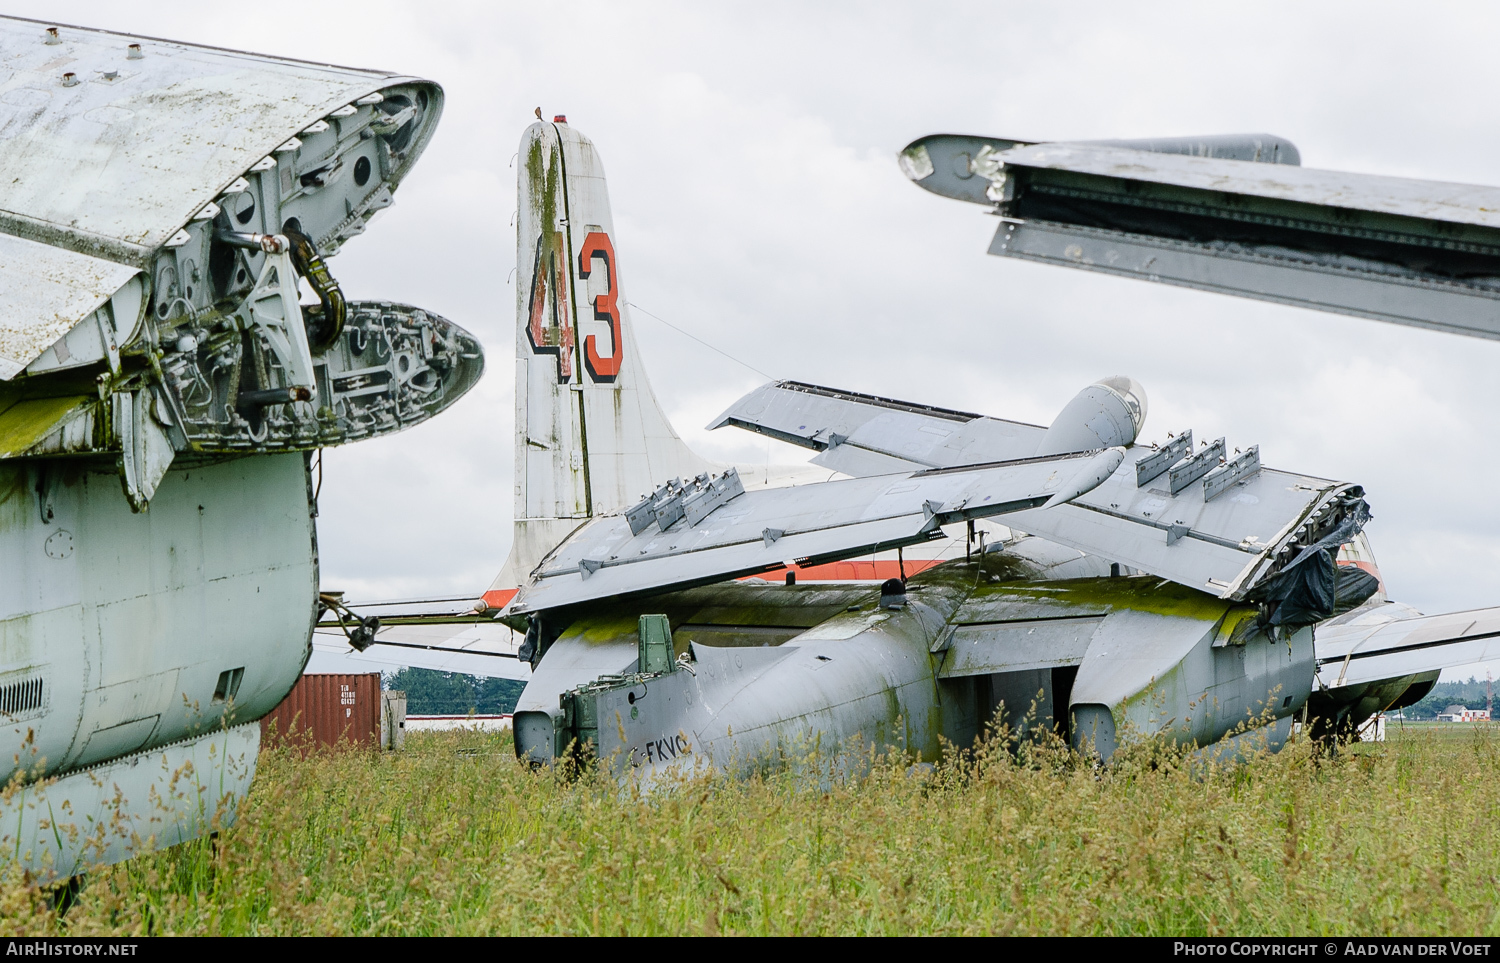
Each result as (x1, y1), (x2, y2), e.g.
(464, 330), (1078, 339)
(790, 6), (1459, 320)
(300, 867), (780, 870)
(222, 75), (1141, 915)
(492, 119), (709, 593)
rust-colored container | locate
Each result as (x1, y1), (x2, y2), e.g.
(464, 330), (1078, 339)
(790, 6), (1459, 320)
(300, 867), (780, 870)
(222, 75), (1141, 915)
(260, 673), (381, 750)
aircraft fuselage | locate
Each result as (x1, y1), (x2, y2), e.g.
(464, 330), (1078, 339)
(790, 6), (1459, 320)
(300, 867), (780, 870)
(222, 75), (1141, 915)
(514, 554), (1315, 779)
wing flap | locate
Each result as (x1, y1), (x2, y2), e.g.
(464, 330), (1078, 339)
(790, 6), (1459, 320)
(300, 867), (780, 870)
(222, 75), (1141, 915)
(713, 381), (1365, 603)
(0, 235), (139, 380)
(0, 17), (419, 264)
(710, 380), (1043, 473)
(510, 451), (1116, 613)
(1316, 607), (1500, 689)
(1007, 463), (1360, 600)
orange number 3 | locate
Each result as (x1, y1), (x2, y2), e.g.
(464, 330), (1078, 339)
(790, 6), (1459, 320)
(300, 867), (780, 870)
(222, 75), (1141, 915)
(578, 232), (623, 382)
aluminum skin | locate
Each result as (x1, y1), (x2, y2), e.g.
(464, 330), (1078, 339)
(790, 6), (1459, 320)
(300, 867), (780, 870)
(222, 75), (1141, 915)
(514, 552), (1311, 783)
(0, 18), (482, 879)
(902, 131), (1500, 341)
(902, 126), (1500, 736)
(497, 122), (1486, 779)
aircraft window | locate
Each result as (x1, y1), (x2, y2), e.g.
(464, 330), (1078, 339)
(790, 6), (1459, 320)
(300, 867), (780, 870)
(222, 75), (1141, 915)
(353, 155), (371, 187)
(212, 667), (245, 704)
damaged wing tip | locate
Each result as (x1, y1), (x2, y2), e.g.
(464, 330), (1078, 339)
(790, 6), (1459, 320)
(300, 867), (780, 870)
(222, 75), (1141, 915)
(898, 142), (935, 182)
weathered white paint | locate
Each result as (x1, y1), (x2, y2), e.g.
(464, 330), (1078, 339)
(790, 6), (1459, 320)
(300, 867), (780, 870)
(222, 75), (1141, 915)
(0, 234), (138, 379)
(0, 14), (434, 378)
(0, 722), (260, 884)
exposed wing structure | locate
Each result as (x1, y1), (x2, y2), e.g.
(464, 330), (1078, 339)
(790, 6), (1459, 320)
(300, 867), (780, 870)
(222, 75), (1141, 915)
(509, 450), (1125, 613)
(902, 132), (1500, 340)
(0, 17), (433, 375)
(710, 380), (1366, 605)
(0, 17), (482, 509)
(0, 19), (486, 880)
(1315, 607), (1500, 690)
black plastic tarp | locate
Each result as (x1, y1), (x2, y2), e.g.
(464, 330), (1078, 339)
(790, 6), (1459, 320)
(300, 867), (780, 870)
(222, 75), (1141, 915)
(1249, 500), (1379, 627)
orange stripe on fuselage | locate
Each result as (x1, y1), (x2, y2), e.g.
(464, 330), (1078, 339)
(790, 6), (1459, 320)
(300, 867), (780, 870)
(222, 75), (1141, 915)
(483, 588), (518, 609)
(749, 559), (947, 583)
(485, 559), (944, 608)
(490, 558), (1384, 608)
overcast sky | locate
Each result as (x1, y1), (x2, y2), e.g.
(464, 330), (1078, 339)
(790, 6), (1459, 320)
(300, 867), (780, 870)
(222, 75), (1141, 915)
(15, 2), (1500, 681)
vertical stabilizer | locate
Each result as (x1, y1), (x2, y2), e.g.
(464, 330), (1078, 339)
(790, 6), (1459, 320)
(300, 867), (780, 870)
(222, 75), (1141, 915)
(493, 120), (709, 591)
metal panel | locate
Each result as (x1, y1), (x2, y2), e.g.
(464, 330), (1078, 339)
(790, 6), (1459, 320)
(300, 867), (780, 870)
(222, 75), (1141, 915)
(380, 691), (406, 750)
(1315, 606), (1500, 689)
(1005, 460), (1356, 601)
(939, 616), (1102, 677)
(709, 380), (1043, 471)
(1, 453), (315, 781)
(0, 235), (138, 379)
(260, 672), (381, 750)
(988, 218), (1500, 342)
(510, 450), (1114, 613)
(711, 380), (1365, 602)
(904, 132), (1500, 341)
(0, 16), (422, 264)
(0, 392), (93, 458)
(898, 133), (1298, 207)
(990, 142), (1500, 227)
(0, 722), (258, 884)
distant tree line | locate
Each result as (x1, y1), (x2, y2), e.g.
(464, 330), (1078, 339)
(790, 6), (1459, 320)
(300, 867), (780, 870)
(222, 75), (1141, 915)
(1399, 678), (1494, 720)
(383, 668), (526, 715)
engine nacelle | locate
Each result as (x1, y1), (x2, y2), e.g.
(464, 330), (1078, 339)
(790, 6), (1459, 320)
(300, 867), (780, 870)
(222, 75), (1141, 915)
(1035, 375), (1147, 455)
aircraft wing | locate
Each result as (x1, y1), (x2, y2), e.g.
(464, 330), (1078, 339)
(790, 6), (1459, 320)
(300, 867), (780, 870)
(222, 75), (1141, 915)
(901, 133), (1500, 341)
(1315, 607), (1500, 690)
(0, 16), (437, 379)
(708, 380), (1042, 476)
(509, 450), (1125, 613)
(712, 380), (1367, 604)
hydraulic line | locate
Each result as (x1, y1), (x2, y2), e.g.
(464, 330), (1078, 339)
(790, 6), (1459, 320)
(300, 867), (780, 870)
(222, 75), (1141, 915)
(282, 225), (347, 352)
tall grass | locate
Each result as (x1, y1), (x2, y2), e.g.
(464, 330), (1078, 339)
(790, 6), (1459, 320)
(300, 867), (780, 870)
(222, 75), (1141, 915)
(3, 723), (1499, 935)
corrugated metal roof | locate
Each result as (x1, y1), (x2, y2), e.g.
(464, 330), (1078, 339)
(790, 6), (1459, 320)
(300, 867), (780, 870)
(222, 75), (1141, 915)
(998, 142), (1500, 230)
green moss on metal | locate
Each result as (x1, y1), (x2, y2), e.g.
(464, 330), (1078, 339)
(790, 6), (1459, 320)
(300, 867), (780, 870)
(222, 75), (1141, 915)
(946, 564), (1233, 621)
(0, 395), (91, 458)
(524, 130), (561, 261)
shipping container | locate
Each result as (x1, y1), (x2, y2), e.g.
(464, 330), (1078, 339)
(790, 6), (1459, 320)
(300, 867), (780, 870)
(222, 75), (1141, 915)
(261, 673), (381, 750)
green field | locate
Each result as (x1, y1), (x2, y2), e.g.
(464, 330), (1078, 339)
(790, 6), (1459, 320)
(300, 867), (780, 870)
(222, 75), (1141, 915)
(5, 723), (1500, 936)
